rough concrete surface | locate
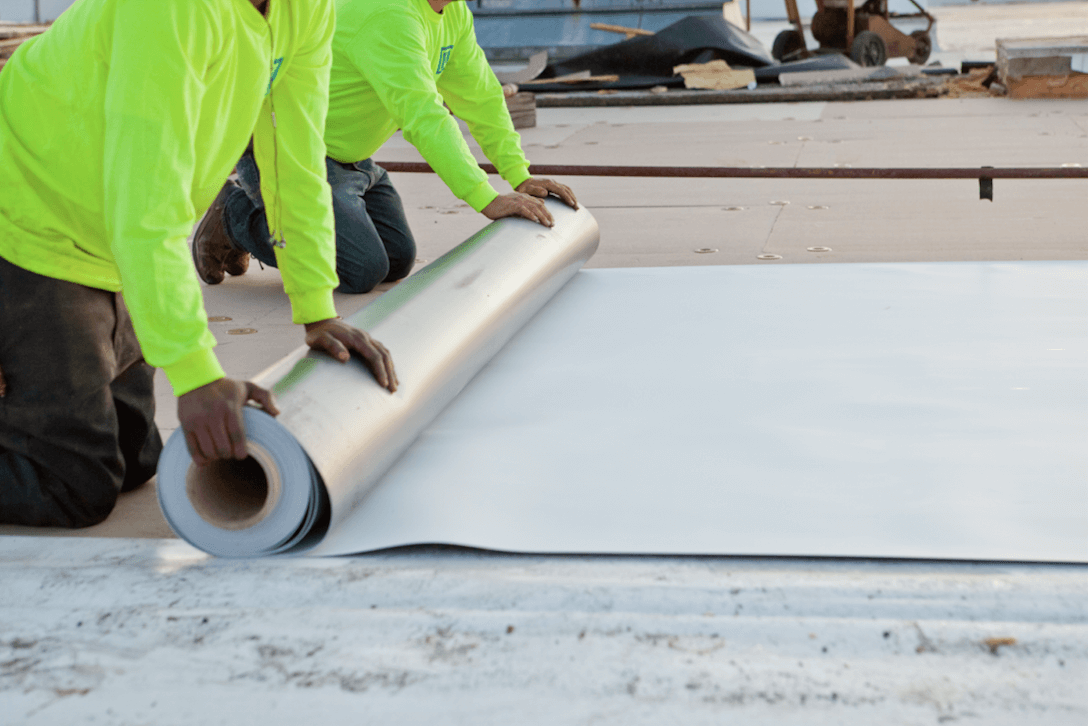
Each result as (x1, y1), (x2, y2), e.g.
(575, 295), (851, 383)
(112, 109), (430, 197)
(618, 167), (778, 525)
(2, 537), (1086, 725)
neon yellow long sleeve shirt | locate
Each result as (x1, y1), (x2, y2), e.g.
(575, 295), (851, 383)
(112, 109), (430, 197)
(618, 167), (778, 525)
(0, 0), (339, 396)
(326, 0), (531, 213)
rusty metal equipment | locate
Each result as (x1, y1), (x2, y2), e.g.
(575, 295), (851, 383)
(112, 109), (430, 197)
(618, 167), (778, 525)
(772, 0), (935, 66)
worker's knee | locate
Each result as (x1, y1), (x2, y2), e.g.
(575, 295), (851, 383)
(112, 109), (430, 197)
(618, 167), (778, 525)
(0, 450), (120, 528)
(336, 257), (388, 295)
(44, 469), (120, 528)
(384, 239), (417, 284)
(64, 494), (118, 528)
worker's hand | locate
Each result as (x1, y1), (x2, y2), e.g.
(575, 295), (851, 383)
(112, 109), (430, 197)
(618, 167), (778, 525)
(0, 362), (6, 397)
(178, 378), (280, 467)
(305, 317), (398, 393)
(481, 192), (554, 228)
(516, 177), (579, 210)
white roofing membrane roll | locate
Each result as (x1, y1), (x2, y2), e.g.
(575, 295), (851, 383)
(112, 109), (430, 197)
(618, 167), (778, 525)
(158, 200), (600, 557)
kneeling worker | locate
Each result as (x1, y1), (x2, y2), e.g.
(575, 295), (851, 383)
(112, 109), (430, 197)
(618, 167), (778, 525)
(194, 0), (579, 294)
(0, 0), (396, 527)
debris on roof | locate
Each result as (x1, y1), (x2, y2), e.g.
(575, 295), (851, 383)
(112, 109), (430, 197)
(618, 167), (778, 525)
(673, 59), (755, 91)
(997, 35), (1088, 99)
(0, 21), (48, 70)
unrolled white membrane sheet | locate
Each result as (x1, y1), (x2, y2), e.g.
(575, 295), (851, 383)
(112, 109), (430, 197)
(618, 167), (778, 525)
(316, 261), (1088, 562)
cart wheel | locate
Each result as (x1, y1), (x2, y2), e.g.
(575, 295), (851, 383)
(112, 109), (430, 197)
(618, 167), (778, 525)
(909, 30), (932, 65)
(851, 31), (887, 67)
(772, 29), (806, 62)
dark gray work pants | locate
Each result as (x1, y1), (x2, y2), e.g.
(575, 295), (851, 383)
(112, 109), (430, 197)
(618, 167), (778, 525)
(0, 255), (162, 527)
(224, 153), (416, 294)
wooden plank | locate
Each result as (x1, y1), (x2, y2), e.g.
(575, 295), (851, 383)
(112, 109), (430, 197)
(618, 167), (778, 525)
(590, 23), (654, 38)
(521, 72), (619, 85)
(0, 36), (33, 51)
(0, 23), (50, 38)
(673, 59), (755, 91)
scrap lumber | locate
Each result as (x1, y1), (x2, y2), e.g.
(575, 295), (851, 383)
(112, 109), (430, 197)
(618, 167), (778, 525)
(673, 59), (755, 90)
(590, 23), (654, 39)
(722, 0), (747, 31)
(0, 37), (32, 50)
(0, 22), (47, 66)
(997, 36), (1088, 99)
(940, 66), (1002, 98)
(0, 22), (50, 38)
(521, 71), (620, 85)
(505, 91), (536, 129)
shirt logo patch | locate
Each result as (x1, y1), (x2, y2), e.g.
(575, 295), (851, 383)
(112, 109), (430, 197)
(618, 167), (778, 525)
(435, 45), (453, 75)
(266, 57), (284, 95)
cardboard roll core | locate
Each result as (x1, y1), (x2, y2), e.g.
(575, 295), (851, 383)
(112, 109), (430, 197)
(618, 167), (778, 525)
(185, 443), (282, 531)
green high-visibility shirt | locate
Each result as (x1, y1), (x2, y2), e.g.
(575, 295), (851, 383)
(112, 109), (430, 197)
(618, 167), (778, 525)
(326, 0), (531, 213)
(0, 0), (339, 396)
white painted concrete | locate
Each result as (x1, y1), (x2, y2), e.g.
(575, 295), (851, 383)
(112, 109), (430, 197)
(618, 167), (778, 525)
(2, 536), (1085, 725)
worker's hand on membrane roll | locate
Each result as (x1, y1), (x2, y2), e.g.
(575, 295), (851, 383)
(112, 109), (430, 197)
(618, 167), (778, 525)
(481, 192), (556, 228)
(304, 317), (398, 392)
(515, 177), (580, 211)
(480, 179), (580, 229)
(178, 379), (280, 467)
(179, 317), (397, 467)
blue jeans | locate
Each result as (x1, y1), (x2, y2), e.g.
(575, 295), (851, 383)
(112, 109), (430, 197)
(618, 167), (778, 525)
(225, 154), (416, 294)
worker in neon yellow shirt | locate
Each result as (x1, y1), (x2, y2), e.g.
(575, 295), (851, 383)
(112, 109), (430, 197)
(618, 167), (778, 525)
(0, 0), (396, 528)
(193, 0), (579, 294)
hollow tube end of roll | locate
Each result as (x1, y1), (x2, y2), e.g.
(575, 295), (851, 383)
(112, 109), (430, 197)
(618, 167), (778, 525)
(184, 442), (283, 532)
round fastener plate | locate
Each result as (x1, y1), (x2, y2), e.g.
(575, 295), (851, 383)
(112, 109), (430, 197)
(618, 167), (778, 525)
(227, 328), (258, 335)
(723, 206), (746, 211)
(694, 248), (718, 254)
(769, 200), (790, 206)
(757, 254), (783, 261)
(807, 246), (832, 252)
(807, 205), (829, 210)
(208, 316), (232, 323)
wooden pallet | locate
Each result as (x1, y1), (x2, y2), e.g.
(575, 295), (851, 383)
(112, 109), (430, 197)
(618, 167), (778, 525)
(506, 91), (536, 129)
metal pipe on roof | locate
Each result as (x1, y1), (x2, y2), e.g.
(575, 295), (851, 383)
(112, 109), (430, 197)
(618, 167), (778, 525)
(377, 161), (1088, 180)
